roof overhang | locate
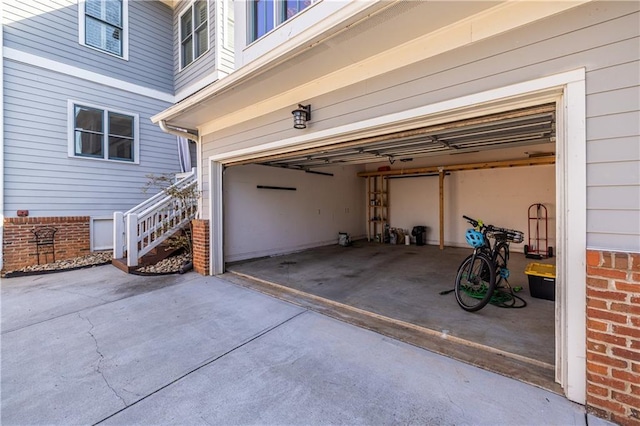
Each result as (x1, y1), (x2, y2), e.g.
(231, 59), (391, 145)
(152, 0), (591, 136)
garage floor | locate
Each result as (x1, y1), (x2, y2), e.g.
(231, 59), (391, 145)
(227, 241), (558, 388)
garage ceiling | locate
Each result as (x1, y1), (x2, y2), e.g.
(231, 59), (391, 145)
(251, 103), (556, 169)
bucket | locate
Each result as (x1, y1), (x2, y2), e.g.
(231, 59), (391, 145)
(338, 232), (351, 247)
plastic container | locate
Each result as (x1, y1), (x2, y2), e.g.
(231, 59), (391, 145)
(412, 226), (427, 246)
(524, 263), (556, 301)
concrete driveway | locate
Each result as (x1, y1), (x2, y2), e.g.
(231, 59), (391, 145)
(1, 265), (604, 425)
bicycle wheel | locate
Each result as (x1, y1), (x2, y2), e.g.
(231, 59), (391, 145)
(454, 253), (496, 312)
(493, 242), (509, 286)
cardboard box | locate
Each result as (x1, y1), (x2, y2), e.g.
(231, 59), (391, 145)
(524, 263), (556, 301)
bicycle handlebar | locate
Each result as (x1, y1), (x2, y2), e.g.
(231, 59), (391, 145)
(462, 215), (524, 243)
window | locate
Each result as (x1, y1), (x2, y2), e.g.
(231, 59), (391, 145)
(79, 0), (128, 59)
(250, 0), (314, 42)
(69, 102), (139, 163)
(180, 1), (209, 68)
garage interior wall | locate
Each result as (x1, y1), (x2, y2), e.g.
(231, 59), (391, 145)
(384, 165), (555, 249)
(222, 158), (554, 263)
(223, 164), (366, 262)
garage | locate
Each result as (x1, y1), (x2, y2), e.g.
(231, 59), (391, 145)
(150, 0), (605, 406)
(206, 99), (561, 392)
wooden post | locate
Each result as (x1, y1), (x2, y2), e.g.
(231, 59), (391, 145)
(439, 168), (444, 250)
(113, 212), (124, 259)
(126, 213), (138, 267)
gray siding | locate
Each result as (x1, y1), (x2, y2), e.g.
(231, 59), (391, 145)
(3, 0), (174, 93)
(173, 0), (217, 93)
(202, 1), (640, 252)
(3, 60), (181, 217)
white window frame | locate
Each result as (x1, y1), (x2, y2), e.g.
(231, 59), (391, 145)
(248, 0), (317, 43)
(179, 0), (210, 71)
(67, 100), (140, 164)
(78, 0), (130, 60)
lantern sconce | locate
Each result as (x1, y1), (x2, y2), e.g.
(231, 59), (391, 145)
(292, 104), (311, 129)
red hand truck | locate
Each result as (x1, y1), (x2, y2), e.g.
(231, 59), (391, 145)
(525, 203), (554, 259)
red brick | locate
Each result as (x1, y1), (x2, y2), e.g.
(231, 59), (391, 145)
(588, 352), (628, 369)
(588, 297), (609, 309)
(588, 330), (627, 347)
(611, 302), (640, 315)
(616, 281), (640, 293)
(587, 277), (610, 289)
(613, 392), (640, 413)
(632, 254), (640, 272)
(588, 382), (610, 397)
(612, 347), (640, 362)
(633, 383), (640, 395)
(588, 395), (625, 415)
(614, 325), (640, 339)
(614, 413), (640, 426)
(587, 288), (628, 302)
(588, 341), (607, 354)
(613, 254), (630, 270)
(588, 361), (609, 375)
(588, 308), (629, 325)
(588, 250), (602, 267)
(612, 369), (640, 385)
(588, 373), (627, 391)
(588, 266), (629, 280)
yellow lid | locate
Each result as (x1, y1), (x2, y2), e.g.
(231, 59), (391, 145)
(525, 262), (556, 278)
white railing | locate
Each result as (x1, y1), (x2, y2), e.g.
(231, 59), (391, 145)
(113, 169), (198, 267)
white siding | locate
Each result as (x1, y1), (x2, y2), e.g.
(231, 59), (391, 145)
(3, 60), (180, 217)
(202, 1), (640, 252)
(174, 0), (218, 93)
(224, 164), (365, 262)
(3, 0), (174, 93)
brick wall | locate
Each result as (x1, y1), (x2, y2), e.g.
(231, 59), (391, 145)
(3, 217), (91, 272)
(586, 249), (640, 426)
(191, 219), (210, 275)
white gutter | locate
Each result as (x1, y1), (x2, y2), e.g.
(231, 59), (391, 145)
(158, 120), (199, 141)
(151, 0), (392, 124)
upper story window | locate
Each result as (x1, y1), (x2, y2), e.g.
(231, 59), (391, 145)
(69, 101), (139, 163)
(79, 0), (129, 59)
(250, 0), (314, 43)
(180, 1), (209, 69)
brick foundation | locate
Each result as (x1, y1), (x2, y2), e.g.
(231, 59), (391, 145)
(586, 249), (640, 426)
(191, 219), (210, 275)
(3, 216), (91, 273)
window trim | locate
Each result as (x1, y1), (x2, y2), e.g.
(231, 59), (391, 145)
(67, 100), (140, 164)
(78, 0), (129, 60)
(248, 0), (316, 44)
(179, 0), (210, 71)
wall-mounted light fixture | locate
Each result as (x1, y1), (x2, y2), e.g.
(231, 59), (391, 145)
(292, 104), (311, 129)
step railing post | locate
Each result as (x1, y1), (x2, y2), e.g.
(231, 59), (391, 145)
(126, 213), (139, 267)
(113, 211), (124, 259)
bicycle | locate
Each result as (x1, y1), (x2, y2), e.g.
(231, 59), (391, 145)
(454, 215), (524, 312)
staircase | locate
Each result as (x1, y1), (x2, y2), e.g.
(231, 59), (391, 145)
(113, 169), (198, 271)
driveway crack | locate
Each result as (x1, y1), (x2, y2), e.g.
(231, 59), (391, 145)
(78, 312), (127, 408)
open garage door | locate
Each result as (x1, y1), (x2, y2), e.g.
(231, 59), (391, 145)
(208, 71), (587, 404)
(217, 102), (559, 391)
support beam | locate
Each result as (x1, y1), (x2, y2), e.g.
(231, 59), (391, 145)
(357, 156), (555, 178)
